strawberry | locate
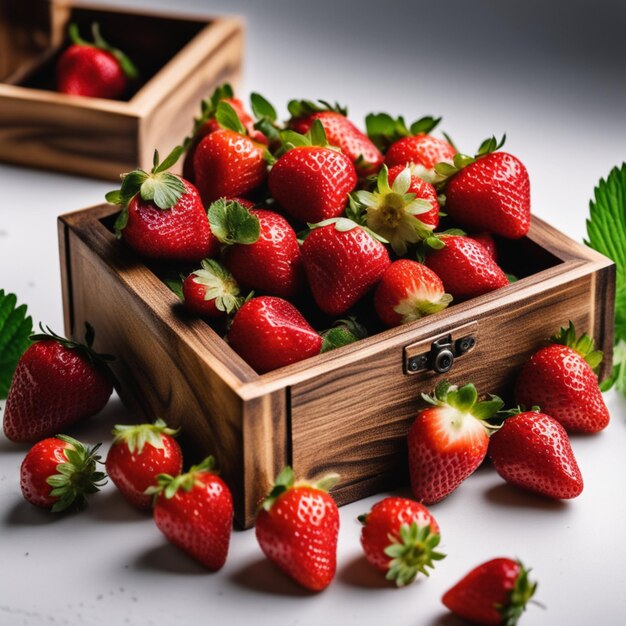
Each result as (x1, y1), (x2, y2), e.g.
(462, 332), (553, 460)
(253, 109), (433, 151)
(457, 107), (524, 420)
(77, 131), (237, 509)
(358, 497), (445, 587)
(408, 381), (503, 503)
(424, 235), (509, 301)
(194, 102), (268, 205)
(470, 232), (498, 261)
(20, 435), (106, 512)
(208, 199), (303, 299)
(3, 324), (113, 443)
(228, 296), (322, 373)
(106, 146), (218, 263)
(515, 322), (609, 433)
(301, 220), (391, 316)
(255, 467), (340, 592)
(442, 558), (537, 626)
(268, 121), (357, 223)
(56, 23), (138, 99)
(374, 260), (452, 327)
(105, 419), (183, 509)
(436, 137), (531, 239)
(489, 409), (583, 499)
(182, 258), (243, 318)
(147, 456), (233, 570)
(350, 164), (441, 256)
(288, 100), (383, 176)
(182, 85), (265, 183)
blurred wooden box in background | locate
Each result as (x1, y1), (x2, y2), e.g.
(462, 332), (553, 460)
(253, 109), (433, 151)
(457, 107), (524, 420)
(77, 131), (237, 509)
(58, 205), (615, 528)
(0, 0), (243, 179)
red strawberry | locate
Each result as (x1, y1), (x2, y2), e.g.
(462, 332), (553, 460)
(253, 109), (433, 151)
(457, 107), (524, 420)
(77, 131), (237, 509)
(358, 497), (445, 586)
(106, 146), (218, 263)
(3, 324), (113, 443)
(439, 138), (531, 239)
(20, 435), (106, 512)
(255, 467), (340, 591)
(385, 135), (457, 176)
(194, 102), (268, 205)
(269, 121), (357, 223)
(374, 260), (452, 327)
(105, 419), (183, 509)
(56, 23), (138, 99)
(515, 322), (608, 433)
(182, 258), (243, 318)
(489, 410), (583, 499)
(351, 164), (440, 256)
(182, 85), (265, 182)
(301, 220), (391, 316)
(442, 558), (537, 626)
(147, 456), (233, 570)
(208, 200), (303, 299)
(470, 232), (498, 261)
(408, 381), (503, 503)
(228, 296), (322, 373)
(425, 235), (509, 301)
(289, 100), (383, 176)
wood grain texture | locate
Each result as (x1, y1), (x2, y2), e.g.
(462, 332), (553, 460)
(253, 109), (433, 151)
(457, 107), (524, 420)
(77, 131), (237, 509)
(58, 205), (616, 527)
(0, 3), (243, 179)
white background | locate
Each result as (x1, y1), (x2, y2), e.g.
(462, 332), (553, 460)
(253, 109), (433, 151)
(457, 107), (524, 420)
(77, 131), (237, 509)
(1, 1), (625, 624)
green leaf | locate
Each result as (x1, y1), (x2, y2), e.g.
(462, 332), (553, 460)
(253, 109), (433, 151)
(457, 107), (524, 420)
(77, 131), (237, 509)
(163, 276), (184, 301)
(308, 118), (328, 147)
(153, 146), (185, 174)
(409, 116), (441, 135)
(208, 199), (260, 245)
(216, 101), (247, 135)
(250, 93), (277, 122)
(320, 317), (367, 353)
(586, 164), (626, 345)
(90, 23), (139, 80)
(279, 129), (310, 149)
(0, 290), (33, 399)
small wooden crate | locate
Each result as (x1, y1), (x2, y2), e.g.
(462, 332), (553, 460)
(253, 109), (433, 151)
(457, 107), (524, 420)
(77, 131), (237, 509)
(0, 0), (243, 179)
(58, 205), (615, 527)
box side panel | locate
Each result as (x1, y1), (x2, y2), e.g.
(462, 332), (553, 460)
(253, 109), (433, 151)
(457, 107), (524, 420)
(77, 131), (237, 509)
(290, 274), (599, 504)
(62, 227), (253, 522)
(592, 262), (616, 380)
(138, 24), (244, 171)
(0, 96), (138, 179)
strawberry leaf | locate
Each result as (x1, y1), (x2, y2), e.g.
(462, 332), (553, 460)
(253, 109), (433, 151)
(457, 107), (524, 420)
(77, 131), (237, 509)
(208, 199), (260, 245)
(216, 101), (247, 135)
(0, 290), (33, 399)
(250, 92), (277, 123)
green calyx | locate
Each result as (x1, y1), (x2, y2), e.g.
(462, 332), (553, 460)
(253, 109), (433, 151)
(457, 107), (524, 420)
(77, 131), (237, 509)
(216, 100), (247, 135)
(46, 434), (107, 513)
(307, 217), (389, 245)
(320, 316), (368, 353)
(422, 380), (504, 430)
(434, 134), (506, 183)
(250, 92), (281, 144)
(287, 99), (348, 120)
(186, 83), (234, 143)
(384, 522), (446, 587)
(207, 198), (260, 246)
(260, 466), (339, 512)
(365, 112), (442, 152)
(144, 455), (216, 500)
(551, 321), (603, 371)
(497, 560), (538, 626)
(351, 165), (437, 256)
(112, 418), (179, 455)
(69, 22), (138, 80)
(189, 258), (243, 314)
(107, 146), (187, 235)
(279, 118), (331, 151)
(30, 322), (114, 372)
(394, 292), (453, 324)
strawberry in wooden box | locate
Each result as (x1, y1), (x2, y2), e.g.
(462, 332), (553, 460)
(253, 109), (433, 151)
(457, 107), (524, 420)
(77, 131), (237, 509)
(57, 94), (614, 528)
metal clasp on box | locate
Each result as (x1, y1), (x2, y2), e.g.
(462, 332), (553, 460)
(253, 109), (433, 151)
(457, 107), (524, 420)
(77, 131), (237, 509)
(403, 322), (478, 375)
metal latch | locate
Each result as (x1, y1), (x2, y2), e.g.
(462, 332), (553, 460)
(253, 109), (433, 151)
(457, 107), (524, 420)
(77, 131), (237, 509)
(404, 322), (478, 375)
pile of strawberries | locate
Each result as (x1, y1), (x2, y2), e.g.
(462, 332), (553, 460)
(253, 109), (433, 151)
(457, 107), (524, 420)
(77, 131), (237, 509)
(2, 308), (609, 623)
(104, 84), (531, 373)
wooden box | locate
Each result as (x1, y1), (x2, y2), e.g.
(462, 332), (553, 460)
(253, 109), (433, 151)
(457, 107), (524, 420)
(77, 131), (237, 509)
(58, 205), (615, 527)
(0, 0), (243, 179)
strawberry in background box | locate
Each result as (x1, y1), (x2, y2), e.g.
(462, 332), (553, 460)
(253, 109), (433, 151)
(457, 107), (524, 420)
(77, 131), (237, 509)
(57, 23), (138, 99)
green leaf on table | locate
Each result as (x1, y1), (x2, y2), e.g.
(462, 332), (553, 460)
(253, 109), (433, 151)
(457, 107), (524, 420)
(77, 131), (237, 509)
(0, 290), (33, 399)
(585, 163), (626, 343)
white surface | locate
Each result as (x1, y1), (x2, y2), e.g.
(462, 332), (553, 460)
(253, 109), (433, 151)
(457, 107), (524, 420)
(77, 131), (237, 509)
(1, 0), (626, 624)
